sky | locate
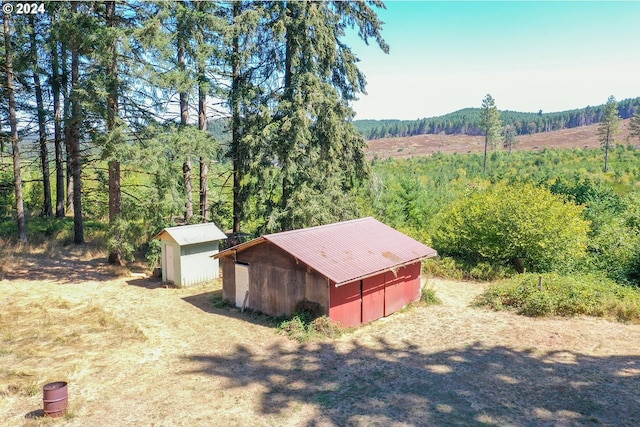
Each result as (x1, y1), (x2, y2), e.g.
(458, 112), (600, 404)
(347, 1), (640, 120)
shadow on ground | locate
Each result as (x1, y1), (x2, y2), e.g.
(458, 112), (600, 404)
(184, 339), (640, 426)
(182, 291), (280, 327)
(2, 253), (122, 283)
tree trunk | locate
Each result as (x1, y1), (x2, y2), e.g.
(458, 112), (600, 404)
(68, 2), (84, 244)
(62, 37), (74, 215)
(177, 19), (192, 223)
(4, 12), (28, 243)
(106, 0), (124, 265)
(604, 127), (610, 173)
(29, 15), (53, 217)
(231, 1), (242, 233)
(198, 75), (209, 222)
(483, 135), (488, 175)
(51, 17), (65, 218)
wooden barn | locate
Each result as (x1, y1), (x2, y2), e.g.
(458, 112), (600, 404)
(214, 217), (437, 327)
(155, 223), (227, 287)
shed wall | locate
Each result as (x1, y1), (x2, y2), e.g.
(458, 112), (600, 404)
(179, 241), (220, 287)
(221, 242), (330, 316)
(329, 261), (422, 327)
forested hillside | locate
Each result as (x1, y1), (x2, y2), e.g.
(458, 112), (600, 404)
(355, 97), (640, 139)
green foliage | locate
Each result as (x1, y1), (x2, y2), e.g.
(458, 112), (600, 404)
(420, 284), (441, 305)
(432, 183), (589, 273)
(107, 216), (141, 263)
(278, 300), (343, 342)
(476, 273), (640, 322)
(145, 239), (162, 268)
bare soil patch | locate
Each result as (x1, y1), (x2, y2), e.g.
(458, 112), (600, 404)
(366, 119), (636, 159)
(2, 255), (639, 426)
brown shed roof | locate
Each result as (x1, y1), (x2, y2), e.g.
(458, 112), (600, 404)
(214, 217), (437, 286)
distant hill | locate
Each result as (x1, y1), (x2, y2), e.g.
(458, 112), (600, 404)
(365, 119), (637, 160)
(354, 97), (640, 140)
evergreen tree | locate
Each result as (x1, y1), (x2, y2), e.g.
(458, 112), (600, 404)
(597, 95), (620, 173)
(263, 0), (387, 232)
(480, 94), (501, 175)
(28, 14), (53, 217)
(629, 107), (640, 143)
(502, 124), (518, 153)
(4, 11), (27, 243)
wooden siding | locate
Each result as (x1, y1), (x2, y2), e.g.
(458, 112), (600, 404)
(329, 279), (362, 328)
(221, 242), (329, 316)
(329, 261), (423, 327)
(362, 273), (385, 323)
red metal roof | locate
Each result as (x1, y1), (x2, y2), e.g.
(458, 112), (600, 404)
(216, 217), (437, 286)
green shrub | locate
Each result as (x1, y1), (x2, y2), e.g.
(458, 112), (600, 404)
(278, 300), (344, 342)
(432, 183), (590, 273)
(476, 273), (640, 322)
(420, 284), (441, 305)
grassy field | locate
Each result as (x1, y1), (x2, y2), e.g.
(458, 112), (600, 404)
(2, 250), (640, 426)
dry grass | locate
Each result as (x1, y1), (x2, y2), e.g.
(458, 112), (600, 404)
(2, 255), (640, 426)
(0, 297), (145, 400)
(366, 118), (636, 159)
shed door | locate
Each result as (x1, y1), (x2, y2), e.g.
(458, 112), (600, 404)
(362, 274), (385, 323)
(235, 263), (249, 308)
(165, 244), (175, 283)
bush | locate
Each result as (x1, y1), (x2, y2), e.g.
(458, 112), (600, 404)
(432, 183), (590, 273)
(475, 273), (640, 323)
(278, 300), (343, 342)
(420, 284), (441, 305)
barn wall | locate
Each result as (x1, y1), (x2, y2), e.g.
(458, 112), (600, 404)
(329, 261), (423, 327)
(220, 242), (330, 316)
(329, 279), (362, 328)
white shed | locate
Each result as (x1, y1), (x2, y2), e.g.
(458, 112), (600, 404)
(155, 223), (227, 287)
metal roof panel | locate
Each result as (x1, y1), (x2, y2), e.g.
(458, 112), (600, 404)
(155, 223), (227, 246)
(262, 217), (436, 285)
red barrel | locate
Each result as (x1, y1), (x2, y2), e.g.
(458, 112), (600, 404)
(43, 381), (68, 417)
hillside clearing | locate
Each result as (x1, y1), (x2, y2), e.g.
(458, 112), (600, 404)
(366, 118), (636, 159)
(1, 251), (639, 426)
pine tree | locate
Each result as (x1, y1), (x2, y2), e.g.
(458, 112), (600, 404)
(4, 11), (27, 243)
(263, 0), (387, 231)
(597, 95), (620, 173)
(28, 14), (53, 217)
(480, 94), (501, 175)
(629, 108), (640, 142)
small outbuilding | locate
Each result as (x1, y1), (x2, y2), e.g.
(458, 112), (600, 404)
(155, 222), (227, 287)
(214, 217), (437, 327)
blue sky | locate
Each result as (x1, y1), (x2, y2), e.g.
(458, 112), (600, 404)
(348, 1), (640, 120)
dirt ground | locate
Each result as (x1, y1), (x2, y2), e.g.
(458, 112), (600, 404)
(2, 250), (640, 426)
(366, 119), (635, 159)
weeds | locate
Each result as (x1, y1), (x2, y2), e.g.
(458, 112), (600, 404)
(278, 300), (344, 342)
(475, 273), (640, 323)
(420, 284), (442, 305)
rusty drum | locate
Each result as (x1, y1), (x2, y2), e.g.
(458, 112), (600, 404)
(43, 381), (68, 417)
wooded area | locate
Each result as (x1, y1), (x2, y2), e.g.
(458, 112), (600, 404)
(0, 1), (387, 262)
(3, 2), (640, 291)
(356, 96), (640, 140)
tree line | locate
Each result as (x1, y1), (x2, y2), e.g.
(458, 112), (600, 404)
(1, 1), (388, 262)
(356, 96), (640, 140)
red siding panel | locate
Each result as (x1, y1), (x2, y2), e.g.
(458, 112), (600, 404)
(329, 280), (361, 328)
(384, 270), (406, 316)
(362, 273), (385, 324)
(403, 262), (422, 304)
